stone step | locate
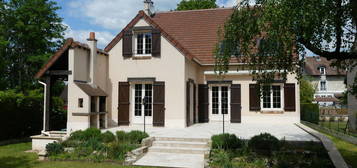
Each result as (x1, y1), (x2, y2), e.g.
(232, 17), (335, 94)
(154, 137), (210, 143)
(153, 140), (208, 148)
(148, 146), (210, 155)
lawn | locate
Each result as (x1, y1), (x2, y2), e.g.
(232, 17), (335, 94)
(323, 133), (357, 168)
(318, 121), (357, 137)
(0, 142), (150, 168)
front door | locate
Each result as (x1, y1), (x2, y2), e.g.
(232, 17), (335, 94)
(132, 84), (153, 124)
(210, 85), (230, 121)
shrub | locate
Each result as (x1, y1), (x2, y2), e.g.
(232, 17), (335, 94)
(46, 142), (64, 156)
(116, 131), (128, 142)
(301, 103), (319, 124)
(68, 128), (101, 141)
(209, 149), (233, 168)
(248, 133), (280, 155)
(101, 131), (116, 143)
(82, 137), (105, 151)
(107, 142), (138, 160)
(127, 130), (149, 144)
(211, 133), (243, 150)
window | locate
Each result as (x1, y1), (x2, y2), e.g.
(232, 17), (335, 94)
(262, 85), (282, 110)
(135, 32), (152, 55)
(320, 81), (327, 91)
(212, 86), (219, 114)
(78, 98), (83, 108)
(318, 66), (326, 75)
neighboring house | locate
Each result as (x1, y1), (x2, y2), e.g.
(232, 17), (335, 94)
(34, 0), (300, 133)
(304, 56), (346, 107)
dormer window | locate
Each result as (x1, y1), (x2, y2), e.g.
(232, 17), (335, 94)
(318, 66), (326, 75)
(135, 32), (152, 56)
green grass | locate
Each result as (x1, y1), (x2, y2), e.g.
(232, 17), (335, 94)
(323, 133), (357, 168)
(0, 142), (150, 168)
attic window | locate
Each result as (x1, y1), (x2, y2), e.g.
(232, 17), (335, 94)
(318, 66), (326, 75)
(135, 32), (152, 56)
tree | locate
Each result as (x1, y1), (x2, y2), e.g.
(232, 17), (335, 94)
(176, 0), (218, 11)
(0, 0), (66, 91)
(215, 0), (356, 128)
(300, 77), (315, 104)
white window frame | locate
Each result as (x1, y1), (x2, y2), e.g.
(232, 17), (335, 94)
(208, 84), (231, 121)
(320, 80), (327, 91)
(130, 82), (153, 125)
(319, 66), (326, 75)
(134, 31), (152, 57)
(261, 84), (284, 111)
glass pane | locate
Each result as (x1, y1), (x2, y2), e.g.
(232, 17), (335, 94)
(144, 84), (152, 116)
(137, 34), (143, 54)
(272, 86), (281, 108)
(145, 33), (152, 54)
(221, 86), (228, 114)
(212, 86), (219, 114)
(262, 86), (271, 108)
(135, 84), (142, 116)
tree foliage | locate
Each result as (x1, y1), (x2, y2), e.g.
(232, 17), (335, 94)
(215, 0), (356, 90)
(300, 77), (315, 104)
(0, 0), (66, 91)
(176, 0), (218, 11)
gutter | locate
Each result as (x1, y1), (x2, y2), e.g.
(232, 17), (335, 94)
(38, 81), (49, 136)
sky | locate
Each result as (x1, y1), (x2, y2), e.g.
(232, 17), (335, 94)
(54, 0), (237, 49)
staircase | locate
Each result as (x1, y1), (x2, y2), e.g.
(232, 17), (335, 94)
(134, 137), (210, 168)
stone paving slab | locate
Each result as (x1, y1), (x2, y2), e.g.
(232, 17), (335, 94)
(106, 121), (317, 141)
(133, 152), (204, 168)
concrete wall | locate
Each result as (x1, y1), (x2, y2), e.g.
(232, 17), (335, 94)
(348, 67), (357, 130)
(108, 19), (186, 128)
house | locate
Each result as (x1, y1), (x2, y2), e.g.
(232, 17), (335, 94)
(34, 0), (300, 134)
(304, 56), (346, 107)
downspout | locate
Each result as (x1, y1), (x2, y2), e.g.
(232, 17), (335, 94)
(38, 81), (49, 136)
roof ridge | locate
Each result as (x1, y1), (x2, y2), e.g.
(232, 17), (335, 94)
(155, 7), (233, 14)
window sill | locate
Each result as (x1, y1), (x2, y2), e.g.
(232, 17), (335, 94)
(133, 55), (152, 60)
(260, 109), (284, 114)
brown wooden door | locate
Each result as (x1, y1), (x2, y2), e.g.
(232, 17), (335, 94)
(198, 84), (209, 123)
(118, 82), (130, 125)
(153, 82), (165, 126)
(231, 84), (241, 123)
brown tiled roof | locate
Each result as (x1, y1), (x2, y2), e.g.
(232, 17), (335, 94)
(75, 82), (107, 96)
(304, 57), (346, 76)
(35, 38), (108, 79)
(105, 8), (234, 64)
(315, 97), (340, 102)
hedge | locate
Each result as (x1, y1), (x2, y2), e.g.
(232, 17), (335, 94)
(301, 103), (319, 124)
(0, 90), (66, 141)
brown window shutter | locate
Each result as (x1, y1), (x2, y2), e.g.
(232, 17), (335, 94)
(193, 84), (197, 123)
(153, 82), (165, 126)
(198, 84), (209, 123)
(284, 83), (296, 111)
(118, 82), (130, 125)
(231, 84), (241, 123)
(186, 81), (191, 127)
(152, 28), (161, 57)
(122, 29), (133, 57)
(249, 84), (261, 111)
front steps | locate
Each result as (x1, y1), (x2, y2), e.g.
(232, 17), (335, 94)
(134, 137), (210, 168)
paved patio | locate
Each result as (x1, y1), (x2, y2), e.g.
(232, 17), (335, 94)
(106, 121), (317, 141)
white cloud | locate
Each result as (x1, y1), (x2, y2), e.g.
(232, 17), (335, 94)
(64, 23), (114, 49)
(67, 0), (180, 31)
(217, 0), (237, 7)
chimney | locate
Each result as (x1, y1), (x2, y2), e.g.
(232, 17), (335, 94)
(87, 32), (97, 85)
(144, 0), (154, 16)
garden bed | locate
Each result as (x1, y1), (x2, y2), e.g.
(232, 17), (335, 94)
(45, 128), (149, 164)
(209, 133), (334, 168)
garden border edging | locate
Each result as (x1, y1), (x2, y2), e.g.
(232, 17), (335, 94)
(296, 123), (349, 168)
(124, 136), (154, 165)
